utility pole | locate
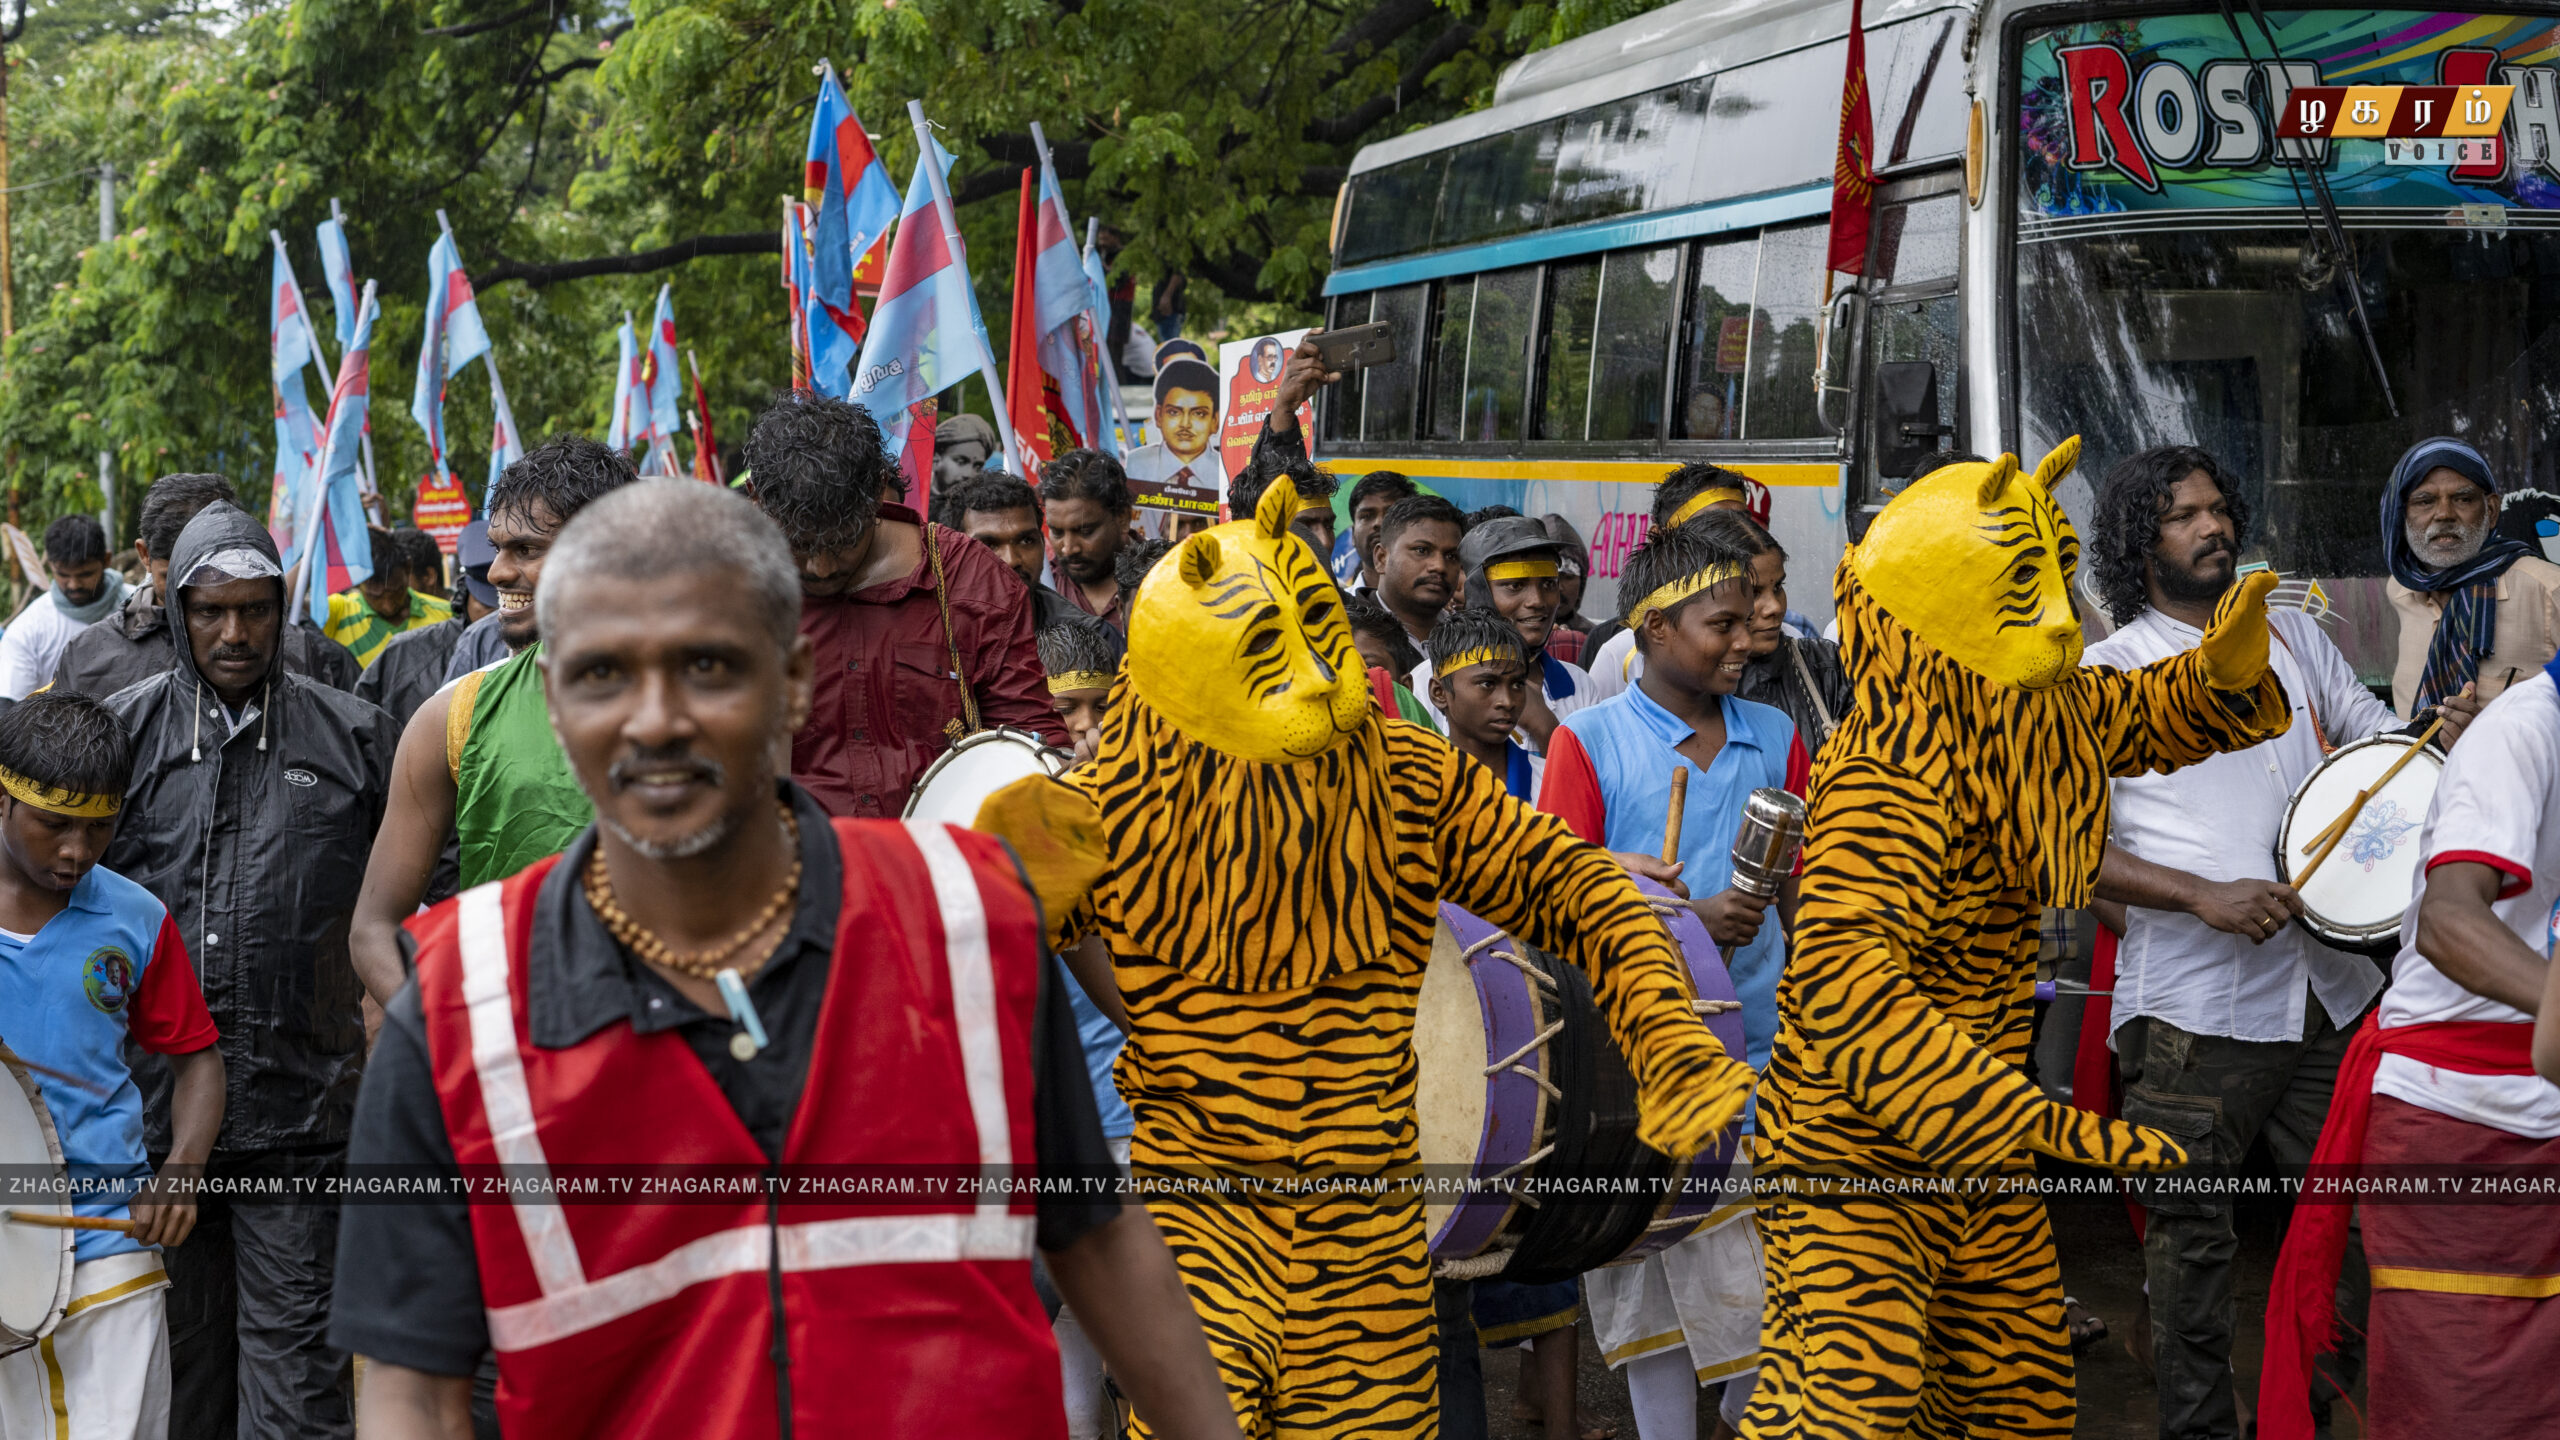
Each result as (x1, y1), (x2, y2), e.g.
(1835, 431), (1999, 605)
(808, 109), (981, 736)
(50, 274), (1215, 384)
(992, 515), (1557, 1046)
(95, 161), (112, 541)
(0, 0), (27, 347)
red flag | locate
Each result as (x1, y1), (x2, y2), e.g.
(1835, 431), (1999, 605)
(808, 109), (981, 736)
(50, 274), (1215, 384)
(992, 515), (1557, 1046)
(1827, 0), (1877, 276)
(1005, 170), (1076, 470)
(903, 397), (939, 509)
(687, 350), (722, 484)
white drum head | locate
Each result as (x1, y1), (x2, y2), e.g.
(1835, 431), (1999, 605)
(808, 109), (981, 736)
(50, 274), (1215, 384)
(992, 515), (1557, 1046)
(902, 728), (1067, 827)
(1412, 921), (1485, 1247)
(2281, 736), (2443, 942)
(0, 1061), (71, 1342)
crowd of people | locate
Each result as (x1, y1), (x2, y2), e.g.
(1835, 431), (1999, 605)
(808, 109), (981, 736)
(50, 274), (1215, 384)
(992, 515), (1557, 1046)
(0, 333), (2547, 1440)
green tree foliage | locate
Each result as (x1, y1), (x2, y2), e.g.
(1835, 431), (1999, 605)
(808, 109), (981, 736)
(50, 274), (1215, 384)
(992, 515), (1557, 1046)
(0, 0), (1656, 538)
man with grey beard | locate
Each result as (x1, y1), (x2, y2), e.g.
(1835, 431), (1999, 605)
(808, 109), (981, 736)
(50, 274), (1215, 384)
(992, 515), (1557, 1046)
(2383, 437), (2560, 717)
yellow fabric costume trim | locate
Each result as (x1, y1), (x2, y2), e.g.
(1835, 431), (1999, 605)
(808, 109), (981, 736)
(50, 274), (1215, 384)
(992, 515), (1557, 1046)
(2368, 1265), (2560, 1298)
(1436, 647), (1517, 677)
(0, 765), (119, 817)
(1624, 562), (1747, 626)
(1666, 487), (1745, 529)
(1046, 671), (1114, 695)
(1484, 558), (1557, 581)
(1741, 438), (2291, 1440)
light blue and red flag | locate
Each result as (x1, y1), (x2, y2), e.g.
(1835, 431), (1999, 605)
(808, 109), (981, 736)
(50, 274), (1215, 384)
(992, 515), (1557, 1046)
(1080, 229), (1130, 454)
(291, 282), (380, 624)
(781, 200), (816, 390)
(849, 134), (999, 489)
(641, 284), (683, 474)
(411, 231), (493, 487)
(800, 66), (898, 396)
(1032, 146), (1104, 453)
(316, 215), (359, 351)
(606, 314), (643, 453)
(268, 239), (323, 549)
(487, 378), (523, 496)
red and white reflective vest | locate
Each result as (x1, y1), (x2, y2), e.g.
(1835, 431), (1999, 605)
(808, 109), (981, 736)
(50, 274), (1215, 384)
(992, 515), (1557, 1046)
(411, 819), (1065, 1439)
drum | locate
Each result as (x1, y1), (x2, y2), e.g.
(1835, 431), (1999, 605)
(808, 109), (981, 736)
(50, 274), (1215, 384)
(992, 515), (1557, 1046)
(2275, 732), (2445, 956)
(0, 1053), (73, 1355)
(1415, 877), (1745, 1285)
(902, 727), (1071, 826)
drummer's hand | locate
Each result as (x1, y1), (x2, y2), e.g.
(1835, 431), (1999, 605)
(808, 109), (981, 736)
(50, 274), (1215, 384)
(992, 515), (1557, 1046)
(130, 1164), (200, 1249)
(1695, 887), (1772, 951)
(1070, 730), (1100, 769)
(2433, 682), (2481, 749)
(2189, 877), (2303, 945)
(1613, 853), (1687, 898)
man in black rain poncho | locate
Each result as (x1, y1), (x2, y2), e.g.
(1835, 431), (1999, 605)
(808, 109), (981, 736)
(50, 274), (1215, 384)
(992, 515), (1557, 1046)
(102, 500), (398, 1440)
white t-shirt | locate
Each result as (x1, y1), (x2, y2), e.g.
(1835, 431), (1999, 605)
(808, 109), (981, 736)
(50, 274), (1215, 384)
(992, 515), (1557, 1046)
(2374, 669), (2560, 1137)
(1411, 654), (1591, 745)
(0, 594), (89, 700)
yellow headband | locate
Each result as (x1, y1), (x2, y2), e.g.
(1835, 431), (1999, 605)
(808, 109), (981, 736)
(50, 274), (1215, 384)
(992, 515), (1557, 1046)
(1046, 671), (1115, 695)
(1436, 646), (1521, 677)
(1299, 496), (1332, 515)
(1484, 558), (1558, 582)
(1666, 487), (1747, 530)
(1625, 561), (1749, 624)
(0, 766), (119, 818)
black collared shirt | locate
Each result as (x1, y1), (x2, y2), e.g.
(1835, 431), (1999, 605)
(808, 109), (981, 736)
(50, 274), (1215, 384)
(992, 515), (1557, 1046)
(330, 784), (1119, 1377)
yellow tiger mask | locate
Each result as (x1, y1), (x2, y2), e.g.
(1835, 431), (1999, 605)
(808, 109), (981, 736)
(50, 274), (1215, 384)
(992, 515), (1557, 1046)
(1125, 475), (1371, 763)
(1852, 438), (2085, 691)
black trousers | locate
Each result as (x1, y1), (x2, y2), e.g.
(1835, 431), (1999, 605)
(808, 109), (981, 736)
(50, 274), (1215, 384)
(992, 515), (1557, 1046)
(162, 1148), (354, 1440)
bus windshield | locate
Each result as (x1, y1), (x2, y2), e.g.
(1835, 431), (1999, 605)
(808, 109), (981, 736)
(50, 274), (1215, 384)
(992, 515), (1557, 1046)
(2013, 9), (2560, 585)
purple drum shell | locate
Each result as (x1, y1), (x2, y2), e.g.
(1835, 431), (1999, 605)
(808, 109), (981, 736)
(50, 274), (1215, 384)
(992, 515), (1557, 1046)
(1608, 874), (1746, 1265)
(1425, 902), (1548, 1259)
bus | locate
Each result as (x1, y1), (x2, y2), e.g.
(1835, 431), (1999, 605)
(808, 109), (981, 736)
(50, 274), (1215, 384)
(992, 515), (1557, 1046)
(1316, 0), (2560, 682)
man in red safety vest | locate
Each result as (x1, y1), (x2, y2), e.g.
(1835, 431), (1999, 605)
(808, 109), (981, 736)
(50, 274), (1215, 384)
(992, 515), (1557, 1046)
(331, 478), (1239, 1440)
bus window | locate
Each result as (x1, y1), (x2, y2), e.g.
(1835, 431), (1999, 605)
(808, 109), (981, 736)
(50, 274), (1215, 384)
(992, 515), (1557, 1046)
(1338, 152), (1448, 267)
(1589, 246), (1680, 442)
(1363, 284), (1429, 443)
(1875, 195), (1960, 286)
(1550, 79), (1715, 229)
(1429, 267), (1538, 442)
(1674, 234), (1758, 440)
(1537, 259), (1601, 440)
(1439, 123), (1565, 253)
(1743, 222), (1828, 439)
(1427, 279), (1475, 441)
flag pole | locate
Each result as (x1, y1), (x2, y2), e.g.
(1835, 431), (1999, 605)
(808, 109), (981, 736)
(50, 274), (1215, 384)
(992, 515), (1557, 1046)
(908, 100), (1021, 477)
(331, 197), (383, 511)
(436, 211), (517, 503)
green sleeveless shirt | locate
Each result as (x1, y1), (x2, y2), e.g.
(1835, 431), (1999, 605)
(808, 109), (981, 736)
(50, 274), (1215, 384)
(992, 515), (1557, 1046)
(447, 643), (593, 888)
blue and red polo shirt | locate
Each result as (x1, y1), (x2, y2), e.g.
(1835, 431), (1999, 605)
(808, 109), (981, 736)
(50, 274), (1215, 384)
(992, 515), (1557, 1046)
(0, 863), (217, 1261)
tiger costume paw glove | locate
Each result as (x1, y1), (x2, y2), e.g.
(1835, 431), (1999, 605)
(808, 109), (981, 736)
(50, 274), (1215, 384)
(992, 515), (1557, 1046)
(2198, 569), (2282, 692)
(2022, 1100), (2190, 1175)
(1634, 1051), (1756, 1159)
(974, 774), (1109, 950)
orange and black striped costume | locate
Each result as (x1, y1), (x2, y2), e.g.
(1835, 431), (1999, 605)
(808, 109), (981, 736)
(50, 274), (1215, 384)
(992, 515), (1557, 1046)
(1741, 455), (2289, 1438)
(1057, 690), (1748, 1438)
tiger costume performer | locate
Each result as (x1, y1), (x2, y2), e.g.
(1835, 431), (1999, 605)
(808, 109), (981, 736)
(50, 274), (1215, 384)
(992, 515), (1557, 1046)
(982, 476), (1752, 1439)
(1739, 440), (2292, 1439)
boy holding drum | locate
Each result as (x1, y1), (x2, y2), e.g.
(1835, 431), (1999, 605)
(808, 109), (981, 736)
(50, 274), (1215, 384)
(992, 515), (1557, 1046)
(0, 692), (222, 1440)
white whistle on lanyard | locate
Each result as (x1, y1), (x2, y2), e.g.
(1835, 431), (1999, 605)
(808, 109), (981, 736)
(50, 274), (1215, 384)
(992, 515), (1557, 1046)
(715, 968), (769, 1061)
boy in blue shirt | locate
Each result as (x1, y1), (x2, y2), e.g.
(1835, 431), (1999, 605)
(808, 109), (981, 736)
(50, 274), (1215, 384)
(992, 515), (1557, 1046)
(1425, 609), (1539, 800)
(1538, 513), (1804, 1440)
(0, 691), (222, 1440)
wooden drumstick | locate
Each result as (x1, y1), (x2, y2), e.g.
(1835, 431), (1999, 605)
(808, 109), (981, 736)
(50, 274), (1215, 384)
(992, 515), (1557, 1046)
(2296, 716), (2445, 858)
(4, 1210), (138, 1234)
(0, 1045), (110, 1096)
(1662, 767), (1689, 864)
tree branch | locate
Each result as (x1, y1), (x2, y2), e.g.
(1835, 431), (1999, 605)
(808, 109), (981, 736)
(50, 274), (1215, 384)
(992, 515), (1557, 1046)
(1189, 251), (1274, 304)
(1325, 0), (1438, 60)
(536, 55), (604, 83)
(473, 231), (779, 290)
(422, 0), (550, 39)
(1305, 22), (1475, 145)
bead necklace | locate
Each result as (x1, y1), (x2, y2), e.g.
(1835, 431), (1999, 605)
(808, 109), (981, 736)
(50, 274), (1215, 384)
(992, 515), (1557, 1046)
(583, 804), (802, 981)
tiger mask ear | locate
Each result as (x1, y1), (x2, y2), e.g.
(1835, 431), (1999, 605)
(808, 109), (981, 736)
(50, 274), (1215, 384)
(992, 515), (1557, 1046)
(1976, 455), (2021, 509)
(1178, 534), (1223, 588)
(2028, 436), (2082, 498)
(1254, 472), (1299, 540)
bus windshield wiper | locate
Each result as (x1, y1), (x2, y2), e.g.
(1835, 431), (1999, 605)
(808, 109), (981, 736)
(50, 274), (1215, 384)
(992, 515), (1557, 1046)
(2217, 0), (2401, 418)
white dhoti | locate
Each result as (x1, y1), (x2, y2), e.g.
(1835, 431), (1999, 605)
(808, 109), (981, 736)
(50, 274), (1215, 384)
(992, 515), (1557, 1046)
(1584, 1201), (1762, 1383)
(0, 1252), (171, 1440)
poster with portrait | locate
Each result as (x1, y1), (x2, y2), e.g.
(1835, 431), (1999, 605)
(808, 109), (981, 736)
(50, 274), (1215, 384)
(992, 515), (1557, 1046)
(1217, 329), (1312, 495)
(1121, 340), (1226, 523)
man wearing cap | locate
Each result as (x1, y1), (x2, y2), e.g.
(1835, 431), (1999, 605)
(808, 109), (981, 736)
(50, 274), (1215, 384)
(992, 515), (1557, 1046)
(933, 411), (1001, 494)
(1410, 517), (1592, 751)
(103, 500), (399, 1440)
(2383, 436), (2560, 718)
(1122, 356), (1224, 525)
(355, 520), (498, 731)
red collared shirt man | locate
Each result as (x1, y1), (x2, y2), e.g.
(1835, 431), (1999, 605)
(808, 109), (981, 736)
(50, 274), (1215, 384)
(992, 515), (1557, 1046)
(743, 397), (1065, 818)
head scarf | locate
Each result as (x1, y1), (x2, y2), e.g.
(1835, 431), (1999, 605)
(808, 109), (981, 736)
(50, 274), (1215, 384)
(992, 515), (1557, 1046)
(2381, 437), (2533, 711)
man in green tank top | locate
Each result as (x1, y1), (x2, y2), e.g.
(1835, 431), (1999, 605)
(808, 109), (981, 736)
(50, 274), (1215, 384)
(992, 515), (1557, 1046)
(349, 438), (640, 1011)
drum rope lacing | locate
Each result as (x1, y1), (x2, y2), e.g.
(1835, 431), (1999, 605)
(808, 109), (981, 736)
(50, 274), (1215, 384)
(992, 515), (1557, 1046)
(1641, 900), (1745, 1015)
(1461, 932), (1563, 1207)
